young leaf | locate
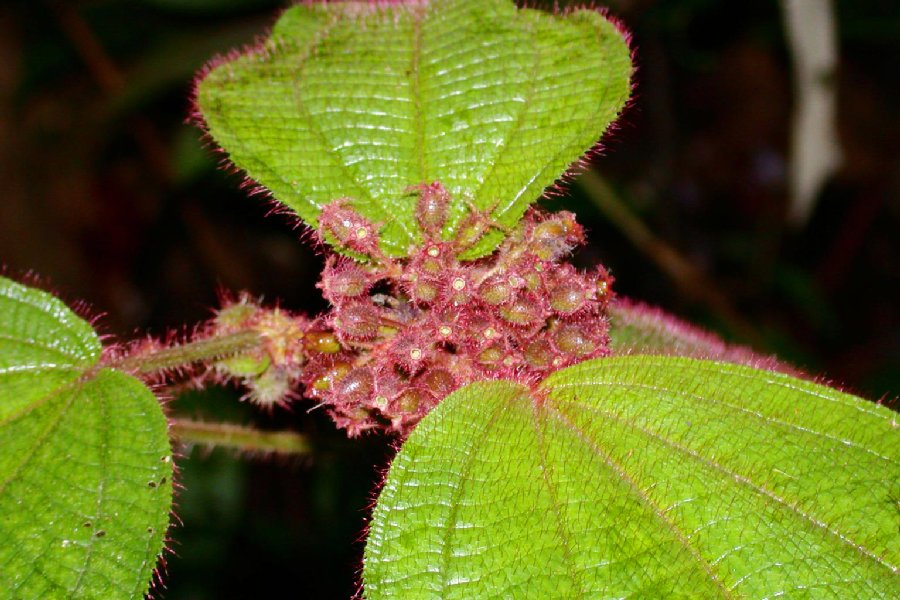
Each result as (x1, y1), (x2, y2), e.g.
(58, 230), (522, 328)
(196, 0), (632, 258)
(608, 298), (794, 374)
(364, 356), (899, 598)
(0, 277), (172, 599)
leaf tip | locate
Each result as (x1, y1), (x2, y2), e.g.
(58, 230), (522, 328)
(541, 4), (639, 200)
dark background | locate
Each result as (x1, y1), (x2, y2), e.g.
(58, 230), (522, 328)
(1, 1), (898, 598)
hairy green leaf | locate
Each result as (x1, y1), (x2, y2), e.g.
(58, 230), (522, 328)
(609, 299), (732, 356)
(196, 0), (632, 257)
(608, 299), (793, 374)
(365, 356), (899, 598)
(0, 277), (172, 599)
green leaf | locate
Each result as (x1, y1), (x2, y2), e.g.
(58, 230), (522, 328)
(196, 0), (632, 258)
(365, 356), (899, 598)
(0, 277), (172, 599)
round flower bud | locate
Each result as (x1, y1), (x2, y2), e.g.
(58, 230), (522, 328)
(335, 367), (374, 404)
(215, 298), (259, 330)
(476, 345), (504, 367)
(389, 334), (433, 375)
(394, 388), (423, 413)
(442, 272), (473, 306)
(333, 301), (383, 340)
(499, 299), (542, 326)
(321, 259), (370, 300)
(553, 323), (595, 357)
(453, 205), (501, 253)
(310, 361), (352, 393)
(318, 198), (381, 257)
(421, 368), (457, 399)
(528, 212), (583, 261)
(305, 331), (342, 354)
(411, 280), (439, 303)
(478, 276), (512, 305)
(524, 339), (555, 368)
(217, 352), (271, 378)
(412, 181), (450, 238)
(549, 280), (586, 314)
(246, 367), (292, 408)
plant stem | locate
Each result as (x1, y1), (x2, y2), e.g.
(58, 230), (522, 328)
(169, 418), (313, 455)
(116, 330), (262, 375)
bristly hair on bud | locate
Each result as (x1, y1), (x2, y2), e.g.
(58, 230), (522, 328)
(317, 198), (383, 259)
(527, 210), (584, 261)
(318, 256), (373, 303)
(409, 181), (450, 239)
(452, 205), (498, 254)
(204, 185), (615, 437)
(295, 186), (614, 437)
(204, 293), (313, 411)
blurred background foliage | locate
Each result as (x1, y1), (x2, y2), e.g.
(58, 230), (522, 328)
(0, 0), (898, 597)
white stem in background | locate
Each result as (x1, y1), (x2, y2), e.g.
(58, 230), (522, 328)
(781, 0), (842, 226)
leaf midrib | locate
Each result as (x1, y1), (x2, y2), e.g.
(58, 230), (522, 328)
(0, 379), (76, 499)
(531, 403), (586, 599)
(546, 404), (734, 597)
(70, 377), (109, 595)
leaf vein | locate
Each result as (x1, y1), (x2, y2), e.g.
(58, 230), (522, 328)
(547, 404), (735, 597)
(554, 389), (899, 576)
(531, 404), (586, 598)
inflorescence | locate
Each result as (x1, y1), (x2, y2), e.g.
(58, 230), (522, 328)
(209, 182), (614, 436)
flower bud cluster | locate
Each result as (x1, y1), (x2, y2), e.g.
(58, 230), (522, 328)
(207, 184), (614, 436)
(209, 293), (315, 408)
(301, 183), (614, 436)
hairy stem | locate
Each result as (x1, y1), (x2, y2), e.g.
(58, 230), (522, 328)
(116, 330), (263, 375)
(169, 418), (313, 455)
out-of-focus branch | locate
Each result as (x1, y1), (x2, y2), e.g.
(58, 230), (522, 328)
(48, 1), (262, 297)
(170, 418), (314, 456)
(48, 0), (174, 183)
(781, 0), (842, 226)
(578, 171), (764, 347)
